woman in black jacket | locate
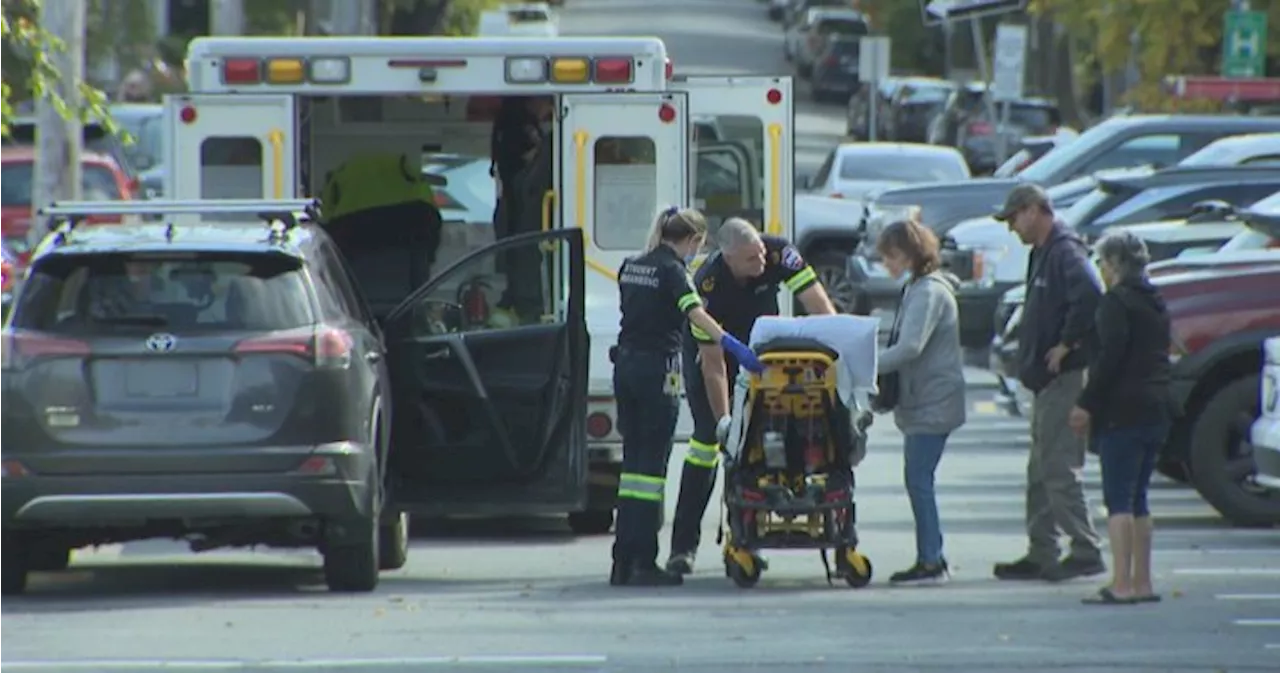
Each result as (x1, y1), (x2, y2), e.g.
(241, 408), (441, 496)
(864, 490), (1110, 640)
(1069, 231), (1171, 606)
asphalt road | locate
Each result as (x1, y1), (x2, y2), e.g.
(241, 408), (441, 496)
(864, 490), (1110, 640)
(4, 2), (1279, 672)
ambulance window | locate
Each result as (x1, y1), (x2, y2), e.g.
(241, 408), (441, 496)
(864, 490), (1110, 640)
(593, 136), (657, 250)
(709, 116), (764, 229)
(200, 137), (264, 215)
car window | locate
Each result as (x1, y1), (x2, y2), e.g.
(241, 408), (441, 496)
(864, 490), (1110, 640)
(816, 17), (868, 37)
(1243, 154), (1280, 166)
(114, 113), (164, 171)
(1077, 134), (1183, 175)
(810, 149), (836, 189)
(10, 251), (314, 334)
(838, 152), (969, 182)
(1060, 188), (1113, 230)
(900, 85), (950, 103)
(1098, 183), (1280, 228)
(1007, 105), (1058, 132)
(0, 163), (121, 206)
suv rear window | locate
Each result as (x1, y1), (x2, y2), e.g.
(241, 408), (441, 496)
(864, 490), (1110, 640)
(816, 18), (869, 37)
(10, 252), (314, 334)
(1008, 104), (1059, 132)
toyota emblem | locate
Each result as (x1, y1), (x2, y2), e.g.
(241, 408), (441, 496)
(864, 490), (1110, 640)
(145, 333), (178, 353)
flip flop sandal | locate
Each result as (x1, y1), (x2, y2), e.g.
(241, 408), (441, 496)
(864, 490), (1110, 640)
(1081, 587), (1138, 605)
(1134, 594), (1162, 603)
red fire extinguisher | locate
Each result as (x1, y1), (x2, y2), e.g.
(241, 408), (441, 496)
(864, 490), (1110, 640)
(457, 277), (491, 327)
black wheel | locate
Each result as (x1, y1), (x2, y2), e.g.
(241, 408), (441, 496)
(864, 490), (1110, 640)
(2, 530), (30, 595)
(324, 516), (380, 592)
(836, 547), (873, 588)
(811, 251), (863, 315)
(28, 544), (72, 572)
(1188, 375), (1280, 527)
(568, 509), (615, 535)
(377, 511), (409, 571)
(724, 548), (763, 588)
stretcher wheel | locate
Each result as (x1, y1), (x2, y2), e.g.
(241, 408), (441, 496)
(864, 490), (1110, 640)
(724, 547), (764, 589)
(837, 547), (873, 588)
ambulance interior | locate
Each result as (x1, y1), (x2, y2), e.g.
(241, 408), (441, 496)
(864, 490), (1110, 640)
(206, 93), (765, 332)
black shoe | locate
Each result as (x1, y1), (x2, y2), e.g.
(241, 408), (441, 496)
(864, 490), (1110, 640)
(622, 564), (684, 587)
(993, 556), (1047, 581)
(609, 561), (631, 586)
(1043, 555), (1106, 583)
(665, 552), (695, 575)
(890, 560), (950, 586)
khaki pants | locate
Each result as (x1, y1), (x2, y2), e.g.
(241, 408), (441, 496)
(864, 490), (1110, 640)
(1026, 369), (1102, 563)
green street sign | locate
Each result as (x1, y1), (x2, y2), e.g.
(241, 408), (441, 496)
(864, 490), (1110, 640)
(1223, 10), (1268, 78)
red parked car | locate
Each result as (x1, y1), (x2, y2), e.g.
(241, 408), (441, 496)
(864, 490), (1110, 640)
(0, 147), (138, 264)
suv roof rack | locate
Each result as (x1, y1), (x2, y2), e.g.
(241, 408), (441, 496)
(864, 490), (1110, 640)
(38, 199), (322, 244)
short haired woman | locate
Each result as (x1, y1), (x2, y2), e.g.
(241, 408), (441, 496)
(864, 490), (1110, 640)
(1070, 231), (1171, 605)
(875, 218), (967, 585)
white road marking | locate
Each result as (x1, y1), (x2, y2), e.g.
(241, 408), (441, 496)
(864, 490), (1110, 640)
(1265, 643), (1280, 649)
(1160, 548), (1280, 555)
(1234, 619), (1280, 627)
(1173, 568), (1280, 576)
(1217, 594), (1280, 601)
(1, 655), (610, 670)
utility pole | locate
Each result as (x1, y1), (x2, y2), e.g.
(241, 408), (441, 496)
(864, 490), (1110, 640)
(210, 0), (245, 36)
(31, 0), (86, 252)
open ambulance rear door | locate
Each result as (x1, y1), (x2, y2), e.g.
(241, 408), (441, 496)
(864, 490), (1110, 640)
(163, 94), (297, 201)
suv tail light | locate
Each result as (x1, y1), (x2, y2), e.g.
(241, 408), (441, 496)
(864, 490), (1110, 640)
(1, 259), (12, 291)
(1, 330), (90, 370)
(967, 120), (993, 136)
(823, 55), (839, 67)
(234, 326), (354, 369)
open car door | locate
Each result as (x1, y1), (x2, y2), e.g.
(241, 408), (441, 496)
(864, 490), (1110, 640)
(383, 229), (588, 516)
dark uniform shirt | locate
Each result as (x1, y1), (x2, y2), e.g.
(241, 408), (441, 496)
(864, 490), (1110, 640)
(617, 245), (703, 353)
(685, 235), (819, 371)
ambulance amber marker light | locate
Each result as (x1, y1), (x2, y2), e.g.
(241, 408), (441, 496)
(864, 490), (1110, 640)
(222, 58), (262, 85)
(266, 58), (306, 85)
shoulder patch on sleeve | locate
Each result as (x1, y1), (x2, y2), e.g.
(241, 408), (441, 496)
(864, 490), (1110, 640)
(701, 275), (715, 292)
(781, 246), (804, 270)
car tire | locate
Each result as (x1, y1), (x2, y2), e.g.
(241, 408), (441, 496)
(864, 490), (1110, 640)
(811, 251), (861, 314)
(2, 530), (30, 595)
(1188, 375), (1280, 527)
(568, 510), (615, 535)
(324, 515), (380, 592)
(377, 511), (409, 571)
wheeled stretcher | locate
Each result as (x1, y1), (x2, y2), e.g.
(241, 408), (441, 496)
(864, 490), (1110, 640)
(718, 314), (879, 588)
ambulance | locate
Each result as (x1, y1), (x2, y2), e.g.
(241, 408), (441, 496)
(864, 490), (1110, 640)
(164, 35), (796, 534)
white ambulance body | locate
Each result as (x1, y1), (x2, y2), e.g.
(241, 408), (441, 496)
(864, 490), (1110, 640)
(165, 36), (795, 528)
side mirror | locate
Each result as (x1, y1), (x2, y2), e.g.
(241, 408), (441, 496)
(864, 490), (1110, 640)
(1187, 199), (1234, 223)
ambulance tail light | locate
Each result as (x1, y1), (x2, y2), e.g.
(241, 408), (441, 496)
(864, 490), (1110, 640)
(586, 412), (613, 439)
(665, 58), (673, 80)
(593, 57), (633, 84)
(309, 57), (351, 84)
(222, 58), (262, 85)
(506, 57), (549, 83)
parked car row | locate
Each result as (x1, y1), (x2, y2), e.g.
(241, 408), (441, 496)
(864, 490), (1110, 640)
(772, 0), (870, 102)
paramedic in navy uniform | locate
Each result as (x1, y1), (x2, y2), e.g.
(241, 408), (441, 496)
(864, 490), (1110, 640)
(666, 218), (837, 575)
(611, 208), (764, 587)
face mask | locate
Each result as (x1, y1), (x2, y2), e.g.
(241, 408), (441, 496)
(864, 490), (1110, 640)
(684, 253), (697, 265)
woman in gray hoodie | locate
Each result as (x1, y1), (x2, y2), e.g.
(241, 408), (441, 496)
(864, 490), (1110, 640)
(875, 218), (968, 585)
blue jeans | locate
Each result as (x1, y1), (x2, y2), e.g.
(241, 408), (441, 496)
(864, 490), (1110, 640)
(904, 433), (949, 564)
(1096, 424), (1167, 517)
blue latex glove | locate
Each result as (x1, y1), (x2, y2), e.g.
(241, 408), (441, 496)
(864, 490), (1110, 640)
(721, 334), (764, 374)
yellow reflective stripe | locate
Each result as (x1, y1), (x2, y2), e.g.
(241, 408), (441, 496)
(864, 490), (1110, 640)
(685, 439), (719, 468)
(677, 291), (702, 312)
(689, 323), (713, 342)
(784, 266), (818, 292)
(618, 472), (665, 502)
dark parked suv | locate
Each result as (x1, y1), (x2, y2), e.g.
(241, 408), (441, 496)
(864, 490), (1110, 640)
(1, 199), (592, 595)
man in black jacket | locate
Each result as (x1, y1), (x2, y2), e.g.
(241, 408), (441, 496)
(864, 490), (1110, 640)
(991, 184), (1106, 582)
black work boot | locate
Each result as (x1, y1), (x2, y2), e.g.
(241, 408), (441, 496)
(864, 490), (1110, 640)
(609, 561), (631, 586)
(1043, 554), (1106, 583)
(665, 551), (696, 575)
(622, 563), (684, 587)
(993, 556), (1050, 581)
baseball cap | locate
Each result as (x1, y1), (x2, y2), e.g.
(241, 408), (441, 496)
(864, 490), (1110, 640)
(993, 183), (1051, 222)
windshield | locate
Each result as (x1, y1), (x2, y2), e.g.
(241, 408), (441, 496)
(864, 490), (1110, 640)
(1018, 120), (1119, 183)
(817, 18), (869, 37)
(901, 85), (950, 103)
(1059, 188), (1110, 230)
(114, 113), (164, 171)
(839, 153), (968, 183)
(1007, 105), (1057, 132)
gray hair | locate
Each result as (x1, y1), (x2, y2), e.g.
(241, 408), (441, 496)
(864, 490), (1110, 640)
(716, 217), (762, 252)
(1093, 230), (1151, 279)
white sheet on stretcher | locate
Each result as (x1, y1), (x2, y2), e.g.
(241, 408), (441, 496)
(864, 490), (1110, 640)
(722, 314), (881, 461)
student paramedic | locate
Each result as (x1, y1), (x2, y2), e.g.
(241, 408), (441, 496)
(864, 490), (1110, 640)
(666, 218), (838, 576)
(610, 207), (763, 588)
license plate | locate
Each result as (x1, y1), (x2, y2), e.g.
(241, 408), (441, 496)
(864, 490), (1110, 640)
(125, 362), (198, 397)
